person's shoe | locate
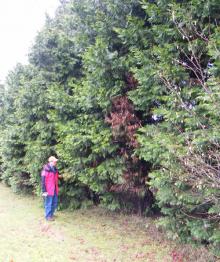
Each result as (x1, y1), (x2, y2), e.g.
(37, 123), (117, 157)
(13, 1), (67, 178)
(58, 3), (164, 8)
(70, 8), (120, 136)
(46, 217), (55, 221)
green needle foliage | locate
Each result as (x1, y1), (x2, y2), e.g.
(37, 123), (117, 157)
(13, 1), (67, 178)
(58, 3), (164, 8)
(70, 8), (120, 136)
(0, 0), (220, 255)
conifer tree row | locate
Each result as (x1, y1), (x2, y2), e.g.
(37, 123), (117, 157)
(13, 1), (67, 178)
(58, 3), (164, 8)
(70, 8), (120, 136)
(0, 0), (220, 255)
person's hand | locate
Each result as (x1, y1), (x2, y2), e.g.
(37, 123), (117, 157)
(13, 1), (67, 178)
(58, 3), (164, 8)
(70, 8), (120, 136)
(42, 192), (48, 197)
(58, 175), (63, 179)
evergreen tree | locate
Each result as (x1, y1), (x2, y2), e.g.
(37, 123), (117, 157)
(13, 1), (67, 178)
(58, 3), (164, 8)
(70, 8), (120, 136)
(0, 0), (220, 255)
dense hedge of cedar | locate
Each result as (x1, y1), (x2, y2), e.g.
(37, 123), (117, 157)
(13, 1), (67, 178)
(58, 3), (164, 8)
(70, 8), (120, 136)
(0, 0), (220, 256)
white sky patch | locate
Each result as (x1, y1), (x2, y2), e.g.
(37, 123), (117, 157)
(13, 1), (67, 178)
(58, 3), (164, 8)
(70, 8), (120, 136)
(0, 0), (60, 83)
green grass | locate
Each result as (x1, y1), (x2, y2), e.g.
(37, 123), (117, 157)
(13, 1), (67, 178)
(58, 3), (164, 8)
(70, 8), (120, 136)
(0, 183), (216, 262)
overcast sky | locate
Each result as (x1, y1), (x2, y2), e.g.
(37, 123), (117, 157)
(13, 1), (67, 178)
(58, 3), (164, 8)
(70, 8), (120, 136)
(0, 0), (60, 83)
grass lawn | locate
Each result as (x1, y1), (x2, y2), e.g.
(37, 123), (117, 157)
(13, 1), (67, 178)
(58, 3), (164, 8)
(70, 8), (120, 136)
(0, 183), (217, 262)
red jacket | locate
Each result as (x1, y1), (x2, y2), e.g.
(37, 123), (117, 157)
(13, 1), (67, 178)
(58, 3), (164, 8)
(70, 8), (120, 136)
(41, 164), (59, 196)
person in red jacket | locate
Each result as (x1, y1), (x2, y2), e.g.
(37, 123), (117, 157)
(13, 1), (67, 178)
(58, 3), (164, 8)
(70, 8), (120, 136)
(41, 156), (59, 221)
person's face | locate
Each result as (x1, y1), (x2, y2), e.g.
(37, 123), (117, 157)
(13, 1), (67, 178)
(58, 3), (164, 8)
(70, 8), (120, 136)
(50, 161), (57, 166)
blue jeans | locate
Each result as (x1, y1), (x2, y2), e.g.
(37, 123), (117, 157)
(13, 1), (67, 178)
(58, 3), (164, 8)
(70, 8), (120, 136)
(44, 192), (58, 219)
